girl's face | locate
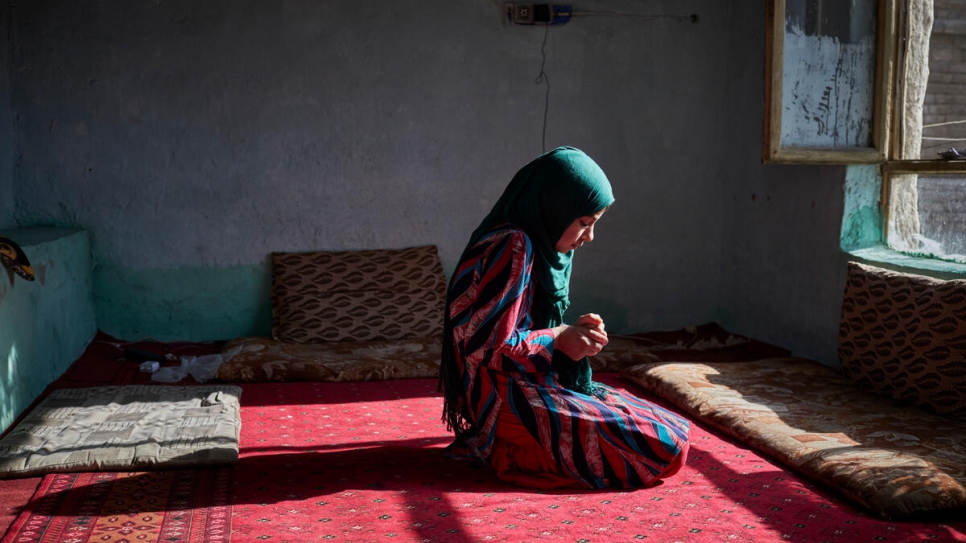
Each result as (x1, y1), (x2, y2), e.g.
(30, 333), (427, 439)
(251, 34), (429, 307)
(555, 208), (607, 253)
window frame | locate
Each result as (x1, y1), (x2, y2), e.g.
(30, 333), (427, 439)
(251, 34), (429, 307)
(763, 0), (898, 164)
(766, 0), (966, 266)
(880, 0), (966, 254)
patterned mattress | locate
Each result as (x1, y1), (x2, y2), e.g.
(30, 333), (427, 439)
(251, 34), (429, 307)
(621, 358), (966, 520)
(214, 335), (663, 383)
(215, 335), (444, 382)
(0, 385), (242, 478)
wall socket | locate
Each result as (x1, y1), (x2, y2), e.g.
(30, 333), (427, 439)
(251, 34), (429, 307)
(506, 3), (535, 24)
(505, 3), (571, 26)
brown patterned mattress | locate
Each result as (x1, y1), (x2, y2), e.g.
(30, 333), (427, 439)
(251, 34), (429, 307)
(214, 323), (785, 383)
(214, 335), (664, 383)
(838, 261), (966, 421)
(215, 336), (444, 382)
(621, 358), (966, 520)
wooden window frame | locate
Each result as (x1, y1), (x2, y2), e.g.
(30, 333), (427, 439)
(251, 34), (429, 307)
(763, 0), (899, 164)
(881, 0), (966, 254)
(767, 0), (966, 265)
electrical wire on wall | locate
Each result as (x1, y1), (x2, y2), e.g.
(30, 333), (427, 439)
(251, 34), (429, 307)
(500, 2), (700, 154)
(569, 9), (699, 23)
(535, 25), (551, 153)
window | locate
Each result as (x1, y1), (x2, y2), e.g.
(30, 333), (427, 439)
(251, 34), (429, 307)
(885, 0), (966, 263)
(763, 0), (894, 163)
(766, 0), (966, 265)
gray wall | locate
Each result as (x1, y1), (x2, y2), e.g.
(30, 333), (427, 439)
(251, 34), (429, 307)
(1, 4), (14, 228)
(717, 3), (850, 367)
(5, 1), (852, 365)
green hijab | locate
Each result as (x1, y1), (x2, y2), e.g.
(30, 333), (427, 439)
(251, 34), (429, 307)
(440, 147), (615, 436)
(461, 146), (615, 328)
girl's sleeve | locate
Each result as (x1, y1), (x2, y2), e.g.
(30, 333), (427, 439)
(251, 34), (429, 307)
(462, 230), (556, 375)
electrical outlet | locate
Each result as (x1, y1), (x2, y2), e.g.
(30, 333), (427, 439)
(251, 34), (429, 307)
(506, 3), (535, 24)
(505, 3), (571, 26)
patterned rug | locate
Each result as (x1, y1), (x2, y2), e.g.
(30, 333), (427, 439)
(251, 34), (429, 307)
(1, 468), (232, 543)
(230, 378), (966, 543)
(3, 376), (965, 542)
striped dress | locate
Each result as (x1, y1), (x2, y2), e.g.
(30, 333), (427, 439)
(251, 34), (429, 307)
(447, 226), (691, 489)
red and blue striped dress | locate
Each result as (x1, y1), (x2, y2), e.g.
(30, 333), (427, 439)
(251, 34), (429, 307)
(446, 226), (691, 489)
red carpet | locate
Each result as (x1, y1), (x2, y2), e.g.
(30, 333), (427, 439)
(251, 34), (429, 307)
(228, 378), (966, 542)
(2, 332), (965, 542)
(1, 469), (232, 543)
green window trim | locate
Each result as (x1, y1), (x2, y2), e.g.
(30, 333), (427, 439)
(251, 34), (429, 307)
(842, 165), (966, 277)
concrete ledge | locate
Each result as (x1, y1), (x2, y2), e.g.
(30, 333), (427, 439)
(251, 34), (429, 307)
(0, 227), (97, 433)
(846, 244), (966, 280)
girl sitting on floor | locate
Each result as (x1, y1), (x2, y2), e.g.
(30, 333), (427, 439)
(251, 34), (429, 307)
(439, 146), (691, 489)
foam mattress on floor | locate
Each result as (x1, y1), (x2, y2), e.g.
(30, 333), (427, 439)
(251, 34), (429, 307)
(0, 385), (242, 478)
(621, 358), (966, 520)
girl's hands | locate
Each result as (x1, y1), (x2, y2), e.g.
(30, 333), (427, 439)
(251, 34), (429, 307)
(552, 313), (609, 360)
(575, 313), (605, 333)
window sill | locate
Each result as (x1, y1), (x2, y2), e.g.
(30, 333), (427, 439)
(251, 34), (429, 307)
(845, 245), (966, 278)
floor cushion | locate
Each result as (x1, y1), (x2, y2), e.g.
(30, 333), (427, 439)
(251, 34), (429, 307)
(216, 336), (443, 382)
(622, 358), (966, 520)
(271, 245), (447, 343)
(215, 335), (664, 383)
(215, 323), (781, 383)
(839, 261), (966, 421)
(0, 385), (242, 478)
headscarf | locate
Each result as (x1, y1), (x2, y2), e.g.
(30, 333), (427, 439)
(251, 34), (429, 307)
(439, 147), (615, 437)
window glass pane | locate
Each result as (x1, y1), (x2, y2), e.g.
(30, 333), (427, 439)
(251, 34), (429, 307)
(888, 173), (966, 262)
(780, 0), (878, 149)
(911, 0), (966, 160)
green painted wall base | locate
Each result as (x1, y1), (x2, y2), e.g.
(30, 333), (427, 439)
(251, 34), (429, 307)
(93, 262), (272, 342)
(0, 227), (97, 433)
(847, 246), (966, 278)
(841, 165), (966, 279)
